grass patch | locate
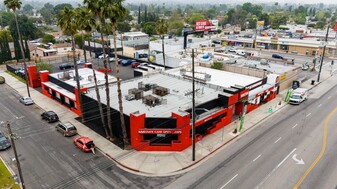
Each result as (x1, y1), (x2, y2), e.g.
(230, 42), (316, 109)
(0, 159), (20, 189)
(4, 70), (26, 83)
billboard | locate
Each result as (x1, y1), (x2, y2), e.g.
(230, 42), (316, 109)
(256, 21), (264, 30)
(195, 20), (217, 32)
(334, 22), (337, 32)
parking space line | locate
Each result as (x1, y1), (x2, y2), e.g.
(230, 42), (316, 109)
(328, 96), (332, 99)
(306, 113), (311, 117)
(318, 104), (322, 107)
(292, 124), (298, 129)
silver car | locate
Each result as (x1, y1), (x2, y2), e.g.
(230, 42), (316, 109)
(19, 96), (34, 105)
(56, 122), (77, 137)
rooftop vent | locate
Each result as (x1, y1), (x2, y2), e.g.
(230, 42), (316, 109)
(142, 95), (166, 107)
(128, 88), (144, 100)
(153, 86), (170, 97)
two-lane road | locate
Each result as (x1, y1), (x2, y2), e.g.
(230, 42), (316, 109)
(166, 79), (337, 189)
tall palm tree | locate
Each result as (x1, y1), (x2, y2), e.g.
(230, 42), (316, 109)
(105, 0), (130, 149)
(75, 7), (110, 137)
(155, 19), (168, 70)
(57, 7), (84, 122)
(84, 0), (114, 140)
(4, 0), (30, 97)
(76, 7), (95, 63)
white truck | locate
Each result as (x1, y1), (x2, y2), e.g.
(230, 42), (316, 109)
(289, 88), (307, 105)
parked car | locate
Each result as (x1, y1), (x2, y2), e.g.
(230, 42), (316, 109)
(14, 68), (25, 75)
(73, 136), (96, 153)
(117, 59), (123, 64)
(56, 122), (77, 137)
(98, 54), (109, 59)
(41, 111), (59, 123)
(109, 57), (116, 62)
(76, 59), (86, 65)
(212, 39), (221, 44)
(0, 76), (5, 84)
(122, 59), (136, 66)
(131, 62), (140, 68)
(272, 54), (284, 60)
(59, 63), (74, 70)
(0, 132), (11, 151)
(289, 88), (308, 105)
(228, 47), (237, 52)
(19, 96), (34, 105)
(236, 50), (246, 56)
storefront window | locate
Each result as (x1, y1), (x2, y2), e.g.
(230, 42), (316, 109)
(280, 45), (289, 51)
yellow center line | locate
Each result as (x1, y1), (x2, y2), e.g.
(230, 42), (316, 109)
(293, 107), (337, 189)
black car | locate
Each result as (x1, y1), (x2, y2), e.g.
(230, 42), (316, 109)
(0, 132), (11, 150)
(59, 63), (74, 70)
(41, 111), (59, 123)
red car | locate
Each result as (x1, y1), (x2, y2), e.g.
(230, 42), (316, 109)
(73, 136), (96, 153)
(131, 62), (140, 68)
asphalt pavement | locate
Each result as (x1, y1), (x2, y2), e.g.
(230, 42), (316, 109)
(165, 72), (337, 189)
(0, 83), (178, 189)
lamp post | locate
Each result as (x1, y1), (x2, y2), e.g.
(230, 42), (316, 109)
(317, 25), (330, 82)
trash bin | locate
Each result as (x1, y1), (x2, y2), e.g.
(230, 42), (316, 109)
(311, 80), (315, 85)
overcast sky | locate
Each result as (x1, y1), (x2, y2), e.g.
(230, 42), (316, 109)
(124, 0), (336, 4)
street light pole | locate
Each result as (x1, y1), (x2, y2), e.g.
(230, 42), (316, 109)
(317, 25), (330, 82)
(192, 49), (196, 161)
(6, 122), (25, 189)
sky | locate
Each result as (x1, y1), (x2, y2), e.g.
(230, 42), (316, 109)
(124, 0), (336, 4)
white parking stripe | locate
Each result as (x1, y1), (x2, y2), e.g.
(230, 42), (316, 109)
(306, 113), (311, 117)
(292, 124), (298, 129)
(328, 96), (332, 99)
(318, 104), (322, 107)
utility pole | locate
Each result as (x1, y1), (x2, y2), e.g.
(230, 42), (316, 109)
(317, 25), (330, 82)
(192, 49), (196, 161)
(6, 122), (25, 189)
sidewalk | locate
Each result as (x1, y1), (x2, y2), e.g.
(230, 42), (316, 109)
(1, 68), (337, 177)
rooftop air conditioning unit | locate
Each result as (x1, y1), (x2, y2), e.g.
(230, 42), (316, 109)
(125, 94), (135, 101)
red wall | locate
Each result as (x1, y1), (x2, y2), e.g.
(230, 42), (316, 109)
(27, 65), (41, 88)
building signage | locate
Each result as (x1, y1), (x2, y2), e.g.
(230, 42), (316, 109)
(248, 81), (263, 89)
(240, 91), (249, 99)
(138, 129), (182, 134)
(256, 21), (264, 30)
(334, 22), (337, 32)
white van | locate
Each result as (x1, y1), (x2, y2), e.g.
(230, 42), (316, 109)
(289, 88), (307, 105)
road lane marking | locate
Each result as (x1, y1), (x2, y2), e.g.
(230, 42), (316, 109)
(253, 154), (262, 162)
(292, 124), (298, 129)
(318, 104), (322, 107)
(220, 174), (238, 189)
(306, 113), (311, 117)
(274, 137), (282, 144)
(328, 96), (331, 99)
(255, 148), (296, 189)
(293, 107), (337, 189)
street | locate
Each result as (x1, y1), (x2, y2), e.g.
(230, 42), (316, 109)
(0, 83), (178, 189)
(165, 75), (337, 189)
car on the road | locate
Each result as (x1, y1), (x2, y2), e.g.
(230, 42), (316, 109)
(228, 47), (237, 52)
(122, 59), (136, 66)
(272, 54), (284, 60)
(19, 96), (34, 105)
(0, 132), (11, 151)
(236, 50), (246, 56)
(41, 111), (59, 123)
(131, 62), (140, 68)
(73, 136), (96, 152)
(0, 76), (5, 84)
(14, 68), (25, 75)
(76, 59), (86, 65)
(59, 63), (74, 70)
(212, 39), (221, 44)
(56, 122), (77, 137)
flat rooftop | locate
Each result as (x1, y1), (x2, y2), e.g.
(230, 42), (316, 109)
(166, 66), (262, 88)
(49, 68), (117, 89)
(85, 73), (231, 117)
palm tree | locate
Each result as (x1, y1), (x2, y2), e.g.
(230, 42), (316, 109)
(84, 0), (114, 140)
(4, 0), (30, 97)
(74, 7), (110, 137)
(75, 7), (96, 63)
(104, 0), (131, 149)
(57, 7), (84, 122)
(155, 18), (168, 70)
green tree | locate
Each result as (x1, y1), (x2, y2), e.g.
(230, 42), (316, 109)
(0, 12), (14, 28)
(142, 22), (156, 36)
(5, 0), (31, 97)
(269, 12), (288, 29)
(155, 19), (168, 69)
(294, 13), (306, 24)
(57, 6), (84, 122)
(117, 22), (131, 33)
(54, 3), (73, 14)
(104, 0), (131, 149)
(22, 4), (33, 15)
(211, 62), (223, 70)
(258, 13), (270, 27)
(9, 15), (40, 40)
(0, 30), (12, 63)
(42, 34), (56, 43)
(186, 13), (205, 26)
(315, 21), (325, 29)
(36, 62), (53, 73)
(39, 3), (55, 25)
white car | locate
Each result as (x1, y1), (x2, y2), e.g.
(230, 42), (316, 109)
(228, 48), (237, 52)
(19, 96), (34, 105)
(236, 50), (246, 56)
(76, 60), (86, 65)
(109, 57), (116, 62)
(98, 54), (109, 59)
